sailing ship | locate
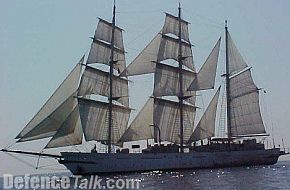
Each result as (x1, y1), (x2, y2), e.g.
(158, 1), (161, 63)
(1, 3), (288, 174)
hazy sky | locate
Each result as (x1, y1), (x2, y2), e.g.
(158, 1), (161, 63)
(0, 0), (290, 175)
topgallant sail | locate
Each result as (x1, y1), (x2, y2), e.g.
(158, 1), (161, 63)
(1, 3), (288, 174)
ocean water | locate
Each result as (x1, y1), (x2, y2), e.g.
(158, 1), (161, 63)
(1, 161), (290, 190)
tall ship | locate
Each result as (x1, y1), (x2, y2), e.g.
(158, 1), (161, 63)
(1, 2), (288, 174)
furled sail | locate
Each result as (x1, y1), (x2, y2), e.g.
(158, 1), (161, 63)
(119, 98), (154, 142)
(78, 66), (129, 106)
(229, 69), (266, 136)
(188, 86), (221, 142)
(87, 19), (126, 73)
(227, 32), (248, 75)
(78, 98), (131, 144)
(16, 57), (83, 140)
(188, 38), (221, 91)
(45, 106), (83, 148)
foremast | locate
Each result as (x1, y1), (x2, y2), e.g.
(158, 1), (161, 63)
(108, 0), (116, 153)
(9, 0), (131, 152)
(178, 3), (184, 152)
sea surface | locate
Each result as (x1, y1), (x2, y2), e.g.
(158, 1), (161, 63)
(1, 161), (290, 190)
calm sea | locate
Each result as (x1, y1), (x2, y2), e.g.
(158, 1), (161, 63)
(1, 161), (290, 190)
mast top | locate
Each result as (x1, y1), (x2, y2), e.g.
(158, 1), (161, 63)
(225, 20), (228, 29)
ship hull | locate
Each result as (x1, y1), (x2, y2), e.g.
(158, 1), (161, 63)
(59, 148), (282, 175)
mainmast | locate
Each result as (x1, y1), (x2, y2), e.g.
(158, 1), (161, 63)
(108, 0), (116, 153)
(225, 20), (232, 140)
(178, 3), (184, 153)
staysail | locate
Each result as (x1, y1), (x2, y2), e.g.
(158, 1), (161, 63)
(188, 38), (221, 91)
(16, 57), (83, 141)
(188, 86), (220, 142)
(119, 98), (196, 143)
(119, 98), (155, 142)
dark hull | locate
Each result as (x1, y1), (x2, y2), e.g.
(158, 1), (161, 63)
(59, 148), (285, 175)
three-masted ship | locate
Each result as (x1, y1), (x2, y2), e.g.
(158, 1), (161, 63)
(2, 3), (288, 174)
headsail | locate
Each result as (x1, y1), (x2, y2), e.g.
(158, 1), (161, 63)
(16, 57), (83, 140)
(188, 86), (221, 142)
(17, 93), (78, 142)
(45, 106), (83, 148)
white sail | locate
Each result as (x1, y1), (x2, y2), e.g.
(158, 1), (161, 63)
(16, 57), (83, 139)
(120, 13), (195, 77)
(229, 68), (258, 98)
(120, 34), (161, 76)
(162, 13), (190, 42)
(229, 69), (265, 136)
(86, 40), (126, 73)
(78, 98), (130, 144)
(158, 35), (194, 71)
(78, 66), (129, 106)
(95, 18), (124, 51)
(153, 98), (196, 143)
(17, 93), (78, 142)
(45, 106), (83, 148)
(188, 38), (221, 91)
(227, 32), (248, 75)
(153, 63), (196, 105)
(188, 87), (220, 142)
(119, 98), (154, 142)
